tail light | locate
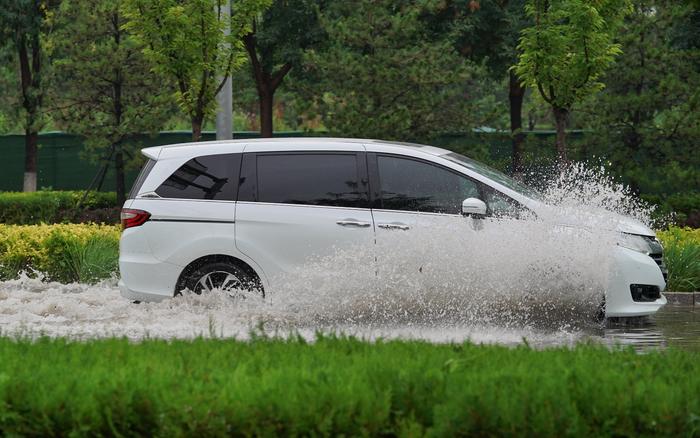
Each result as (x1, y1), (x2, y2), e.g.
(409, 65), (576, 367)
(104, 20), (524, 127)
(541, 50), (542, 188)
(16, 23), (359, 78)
(120, 209), (151, 229)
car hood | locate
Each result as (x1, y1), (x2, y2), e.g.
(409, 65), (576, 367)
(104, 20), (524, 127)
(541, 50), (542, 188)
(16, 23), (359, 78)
(610, 214), (656, 236)
(530, 203), (656, 237)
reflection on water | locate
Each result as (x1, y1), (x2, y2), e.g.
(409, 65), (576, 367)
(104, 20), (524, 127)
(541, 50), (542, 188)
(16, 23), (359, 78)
(596, 305), (700, 351)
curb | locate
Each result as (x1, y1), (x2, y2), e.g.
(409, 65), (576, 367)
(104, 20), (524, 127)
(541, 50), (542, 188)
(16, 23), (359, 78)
(663, 292), (700, 306)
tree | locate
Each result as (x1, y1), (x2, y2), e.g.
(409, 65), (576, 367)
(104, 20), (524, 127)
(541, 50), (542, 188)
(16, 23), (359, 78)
(51, 0), (174, 205)
(0, 0), (60, 191)
(580, 0), (700, 222)
(442, 0), (531, 175)
(121, 0), (271, 141)
(242, 0), (326, 137)
(515, 0), (631, 163)
(0, 59), (22, 134)
(304, 0), (486, 141)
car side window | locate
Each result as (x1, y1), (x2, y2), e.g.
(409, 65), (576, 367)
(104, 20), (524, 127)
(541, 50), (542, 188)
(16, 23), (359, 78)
(155, 153), (240, 201)
(253, 153), (365, 208)
(128, 159), (155, 199)
(377, 155), (480, 214)
(483, 188), (525, 218)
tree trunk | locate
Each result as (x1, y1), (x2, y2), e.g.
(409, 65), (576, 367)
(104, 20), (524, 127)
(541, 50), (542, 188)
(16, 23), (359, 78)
(23, 128), (38, 192)
(192, 117), (203, 142)
(112, 13), (125, 203)
(259, 86), (274, 138)
(115, 143), (126, 205)
(552, 106), (569, 165)
(18, 35), (41, 192)
(509, 71), (526, 178)
(243, 32), (293, 139)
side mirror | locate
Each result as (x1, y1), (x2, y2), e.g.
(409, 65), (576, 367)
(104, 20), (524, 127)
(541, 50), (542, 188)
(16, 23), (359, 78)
(462, 198), (487, 217)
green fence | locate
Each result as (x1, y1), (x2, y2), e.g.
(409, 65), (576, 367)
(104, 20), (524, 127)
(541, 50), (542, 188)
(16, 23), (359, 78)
(0, 131), (314, 192)
(0, 130), (580, 192)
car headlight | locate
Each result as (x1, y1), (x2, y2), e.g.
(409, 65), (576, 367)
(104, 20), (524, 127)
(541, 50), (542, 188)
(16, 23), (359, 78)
(617, 233), (654, 254)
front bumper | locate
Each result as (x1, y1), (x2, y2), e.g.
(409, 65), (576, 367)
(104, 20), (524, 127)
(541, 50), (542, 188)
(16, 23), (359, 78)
(605, 246), (667, 317)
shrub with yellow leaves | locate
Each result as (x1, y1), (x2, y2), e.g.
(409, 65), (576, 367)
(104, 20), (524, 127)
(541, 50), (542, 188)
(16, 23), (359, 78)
(0, 224), (121, 283)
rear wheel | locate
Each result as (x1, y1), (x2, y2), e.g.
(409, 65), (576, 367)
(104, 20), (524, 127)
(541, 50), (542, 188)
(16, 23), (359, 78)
(177, 261), (263, 299)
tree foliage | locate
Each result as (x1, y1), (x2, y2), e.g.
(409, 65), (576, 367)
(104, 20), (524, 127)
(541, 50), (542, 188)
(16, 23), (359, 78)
(580, 0), (700, 224)
(304, 0), (489, 141)
(515, 0), (632, 161)
(242, 0), (327, 137)
(0, 0), (60, 191)
(121, 0), (271, 141)
(50, 0), (174, 204)
(448, 0), (531, 174)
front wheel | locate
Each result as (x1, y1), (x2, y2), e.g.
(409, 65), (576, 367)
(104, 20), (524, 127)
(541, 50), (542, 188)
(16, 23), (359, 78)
(177, 262), (263, 299)
(596, 296), (606, 322)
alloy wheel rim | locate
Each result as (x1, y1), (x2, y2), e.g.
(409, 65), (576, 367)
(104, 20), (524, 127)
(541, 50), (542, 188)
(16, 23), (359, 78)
(195, 271), (247, 297)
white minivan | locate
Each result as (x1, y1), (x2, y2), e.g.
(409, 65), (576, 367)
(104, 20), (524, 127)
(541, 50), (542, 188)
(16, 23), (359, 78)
(119, 138), (667, 317)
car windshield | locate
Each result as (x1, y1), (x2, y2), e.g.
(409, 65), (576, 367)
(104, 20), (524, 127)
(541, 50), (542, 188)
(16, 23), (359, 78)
(442, 152), (544, 201)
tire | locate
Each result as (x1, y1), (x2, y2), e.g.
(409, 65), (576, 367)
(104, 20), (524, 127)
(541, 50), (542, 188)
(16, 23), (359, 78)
(177, 261), (263, 298)
(596, 296), (606, 322)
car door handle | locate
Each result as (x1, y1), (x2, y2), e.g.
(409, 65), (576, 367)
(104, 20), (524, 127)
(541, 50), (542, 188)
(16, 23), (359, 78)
(336, 219), (372, 227)
(377, 223), (410, 230)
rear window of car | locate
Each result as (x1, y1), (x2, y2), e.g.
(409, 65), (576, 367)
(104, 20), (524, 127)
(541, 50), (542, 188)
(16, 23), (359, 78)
(155, 153), (241, 201)
(240, 153), (366, 208)
(128, 159), (155, 199)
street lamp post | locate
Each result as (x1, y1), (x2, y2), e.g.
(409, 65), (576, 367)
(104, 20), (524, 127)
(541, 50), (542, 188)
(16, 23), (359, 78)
(216, 0), (233, 140)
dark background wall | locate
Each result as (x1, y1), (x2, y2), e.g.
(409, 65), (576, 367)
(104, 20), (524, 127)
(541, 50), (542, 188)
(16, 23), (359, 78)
(0, 130), (582, 192)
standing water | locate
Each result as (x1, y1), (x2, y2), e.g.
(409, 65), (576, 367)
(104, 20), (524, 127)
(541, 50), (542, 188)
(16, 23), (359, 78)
(0, 277), (697, 351)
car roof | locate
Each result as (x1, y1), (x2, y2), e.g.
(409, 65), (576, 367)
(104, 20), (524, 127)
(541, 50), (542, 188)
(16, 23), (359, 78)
(142, 137), (452, 160)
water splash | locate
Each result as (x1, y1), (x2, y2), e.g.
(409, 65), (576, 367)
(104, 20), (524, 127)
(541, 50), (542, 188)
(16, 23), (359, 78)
(538, 162), (657, 227)
(267, 216), (612, 330)
(0, 274), (589, 346)
(265, 163), (651, 329)
(0, 163), (665, 345)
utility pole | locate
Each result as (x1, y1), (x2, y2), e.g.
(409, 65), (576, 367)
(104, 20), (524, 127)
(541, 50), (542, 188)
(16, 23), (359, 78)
(216, 0), (233, 140)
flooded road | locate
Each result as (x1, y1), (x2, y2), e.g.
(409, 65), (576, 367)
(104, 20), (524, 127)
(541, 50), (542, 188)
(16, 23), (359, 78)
(600, 305), (700, 351)
(0, 276), (697, 351)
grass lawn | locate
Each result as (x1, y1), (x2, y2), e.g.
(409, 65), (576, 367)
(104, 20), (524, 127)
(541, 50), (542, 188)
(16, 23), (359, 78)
(0, 335), (698, 436)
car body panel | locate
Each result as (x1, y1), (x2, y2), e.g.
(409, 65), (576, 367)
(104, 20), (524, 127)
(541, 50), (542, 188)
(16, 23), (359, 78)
(235, 202), (375, 280)
(372, 208), (419, 278)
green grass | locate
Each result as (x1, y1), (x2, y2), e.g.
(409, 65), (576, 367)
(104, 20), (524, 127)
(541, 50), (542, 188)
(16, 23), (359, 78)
(0, 336), (698, 436)
(59, 235), (120, 283)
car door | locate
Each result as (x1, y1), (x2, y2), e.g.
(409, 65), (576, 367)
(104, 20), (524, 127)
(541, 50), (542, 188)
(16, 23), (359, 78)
(235, 149), (375, 283)
(368, 153), (483, 279)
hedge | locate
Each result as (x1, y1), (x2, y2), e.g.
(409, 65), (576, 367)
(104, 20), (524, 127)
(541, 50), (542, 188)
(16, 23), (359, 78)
(0, 190), (117, 225)
(0, 336), (697, 436)
(657, 227), (700, 292)
(0, 224), (120, 283)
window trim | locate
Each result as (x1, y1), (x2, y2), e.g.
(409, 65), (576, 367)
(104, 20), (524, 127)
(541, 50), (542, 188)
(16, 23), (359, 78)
(237, 151), (370, 209)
